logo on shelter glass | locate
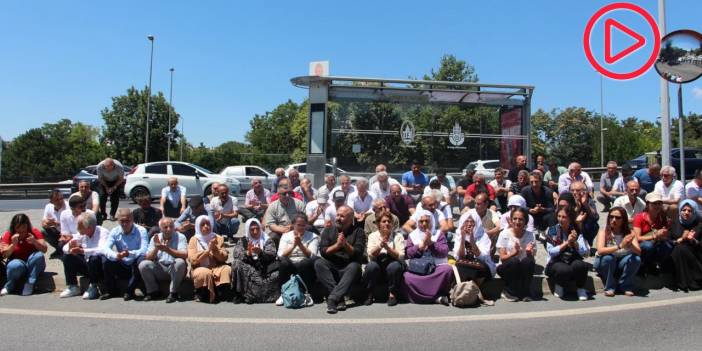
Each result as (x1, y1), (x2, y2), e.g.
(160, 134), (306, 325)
(400, 120), (415, 145)
(448, 122), (465, 147)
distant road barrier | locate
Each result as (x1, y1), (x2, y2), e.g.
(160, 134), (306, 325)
(0, 182), (71, 199)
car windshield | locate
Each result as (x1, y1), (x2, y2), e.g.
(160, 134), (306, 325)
(465, 162), (477, 171)
(191, 164), (214, 175)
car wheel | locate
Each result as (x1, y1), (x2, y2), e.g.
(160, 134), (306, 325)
(130, 186), (150, 203)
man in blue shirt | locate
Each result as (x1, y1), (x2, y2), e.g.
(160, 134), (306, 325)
(402, 160), (428, 203)
(633, 163), (661, 194)
(101, 208), (148, 301)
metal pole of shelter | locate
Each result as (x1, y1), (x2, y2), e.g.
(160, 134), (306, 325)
(0, 135), (3, 183)
(167, 67), (174, 161)
(145, 35), (155, 164)
(600, 74), (605, 167)
(659, 0), (671, 167)
(678, 84), (685, 181)
(180, 117), (184, 161)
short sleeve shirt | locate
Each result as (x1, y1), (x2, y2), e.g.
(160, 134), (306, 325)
(210, 195), (238, 214)
(401, 171), (428, 187)
(161, 185), (186, 208)
(96, 159), (124, 182)
(2, 228), (44, 261)
(496, 228), (536, 262)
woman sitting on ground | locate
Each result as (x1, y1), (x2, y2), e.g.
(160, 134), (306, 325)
(496, 207), (536, 302)
(402, 210), (453, 305)
(668, 200), (702, 292)
(364, 211), (406, 306)
(277, 214), (319, 305)
(1, 213), (48, 296)
(545, 206), (590, 301)
(231, 218), (280, 304)
(453, 211), (495, 289)
(632, 193), (672, 276)
(594, 206), (641, 297)
(188, 215), (231, 303)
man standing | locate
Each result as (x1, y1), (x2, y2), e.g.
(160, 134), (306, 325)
(634, 163), (661, 194)
(96, 157), (125, 221)
(101, 208), (148, 301)
(58, 212), (108, 299)
(210, 184), (241, 245)
(597, 161), (620, 212)
(401, 160), (428, 203)
(138, 217), (188, 303)
(613, 180), (646, 223)
(264, 178), (305, 246)
(240, 177), (271, 221)
(314, 205), (366, 314)
(508, 155), (530, 183)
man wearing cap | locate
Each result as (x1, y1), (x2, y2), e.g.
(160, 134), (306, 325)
(633, 192), (673, 275)
(613, 180), (646, 223)
(240, 177), (271, 221)
(306, 191), (331, 233)
(324, 190), (348, 228)
(264, 177), (305, 246)
(174, 195), (214, 241)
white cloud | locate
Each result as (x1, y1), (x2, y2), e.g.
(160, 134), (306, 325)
(694, 86), (702, 100)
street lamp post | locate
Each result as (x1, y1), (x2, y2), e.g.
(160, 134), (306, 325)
(144, 35), (155, 163)
(659, 0), (672, 166)
(179, 116), (184, 161)
(167, 67), (174, 161)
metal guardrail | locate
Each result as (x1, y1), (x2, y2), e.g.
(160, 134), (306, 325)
(0, 182), (71, 198)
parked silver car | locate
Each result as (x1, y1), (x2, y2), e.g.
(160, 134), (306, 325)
(463, 159), (501, 182)
(125, 161), (240, 202)
(220, 165), (276, 192)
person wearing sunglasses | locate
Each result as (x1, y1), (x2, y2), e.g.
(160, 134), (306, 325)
(594, 206), (641, 296)
(632, 192), (672, 276)
(264, 178), (305, 247)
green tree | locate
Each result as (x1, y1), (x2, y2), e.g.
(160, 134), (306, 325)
(1, 119), (104, 182)
(101, 86), (180, 166)
(423, 54), (479, 83)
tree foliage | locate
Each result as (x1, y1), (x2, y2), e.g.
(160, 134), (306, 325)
(1, 119), (104, 182)
(101, 86), (180, 166)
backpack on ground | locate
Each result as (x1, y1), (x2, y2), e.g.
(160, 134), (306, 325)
(449, 264), (481, 307)
(281, 274), (312, 309)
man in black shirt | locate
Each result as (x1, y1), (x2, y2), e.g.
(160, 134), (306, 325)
(314, 205), (366, 314)
(132, 195), (162, 238)
(508, 155), (530, 183)
(520, 172), (554, 233)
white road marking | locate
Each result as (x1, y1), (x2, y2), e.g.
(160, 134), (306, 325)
(1, 295), (701, 325)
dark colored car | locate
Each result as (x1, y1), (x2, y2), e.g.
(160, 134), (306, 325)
(628, 148), (702, 179)
(70, 165), (131, 195)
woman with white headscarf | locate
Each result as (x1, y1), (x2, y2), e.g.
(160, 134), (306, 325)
(187, 215), (231, 303)
(454, 210), (496, 285)
(402, 210), (453, 305)
(231, 218), (279, 304)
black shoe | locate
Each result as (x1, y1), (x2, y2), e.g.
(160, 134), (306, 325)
(166, 293), (178, 303)
(363, 294), (374, 306)
(437, 296), (450, 306)
(123, 293), (135, 301)
(326, 300), (338, 314)
(143, 292), (162, 302)
(245, 297), (255, 305)
(337, 299), (347, 311)
(49, 251), (62, 259)
(387, 296), (398, 307)
(99, 293), (113, 300)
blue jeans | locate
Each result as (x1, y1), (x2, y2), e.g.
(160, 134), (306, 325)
(594, 254), (641, 292)
(4, 251), (46, 293)
(639, 240), (673, 269)
(217, 217), (241, 240)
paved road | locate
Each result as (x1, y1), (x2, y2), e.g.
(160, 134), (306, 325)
(1, 289), (701, 350)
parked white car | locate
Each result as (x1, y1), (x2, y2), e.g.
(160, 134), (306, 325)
(125, 161), (241, 202)
(463, 159), (501, 182)
(220, 165), (275, 192)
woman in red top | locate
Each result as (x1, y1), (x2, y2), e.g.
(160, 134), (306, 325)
(1, 213), (48, 296)
(631, 193), (673, 276)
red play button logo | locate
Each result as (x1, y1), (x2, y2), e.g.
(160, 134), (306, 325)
(583, 2), (661, 80)
(604, 18), (646, 64)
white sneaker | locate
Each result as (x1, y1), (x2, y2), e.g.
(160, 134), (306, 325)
(60, 285), (81, 298)
(304, 294), (314, 307)
(21, 283), (34, 296)
(83, 284), (99, 300)
(577, 288), (589, 301)
(275, 296), (284, 306)
(0, 288), (8, 296)
(553, 284), (565, 299)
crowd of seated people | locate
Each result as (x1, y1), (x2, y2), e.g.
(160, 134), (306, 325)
(2, 158), (702, 314)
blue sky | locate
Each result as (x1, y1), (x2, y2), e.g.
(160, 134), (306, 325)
(1, 0), (701, 147)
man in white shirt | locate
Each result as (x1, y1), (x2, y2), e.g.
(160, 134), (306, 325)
(613, 180), (646, 223)
(685, 169), (702, 212)
(489, 168), (511, 213)
(402, 194), (449, 234)
(370, 171), (403, 200)
(306, 191), (331, 232)
(330, 175), (357, 202)
(160, 177), (187, 218)
(59, 195), (96, 257)
(210, 183), (240, 244)
(41, 189), (69, 258)
(346, 178), (374, 222)
(138, 217), (188, 303)
(318, 174), (337, 195)
(59, 212), (108, 299)
(558, 162), (594, 194)
(654, 165), (685, 216)
(368, 164), (387, 186)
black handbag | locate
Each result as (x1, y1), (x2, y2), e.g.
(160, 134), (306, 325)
(408, 251), (436, 275)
